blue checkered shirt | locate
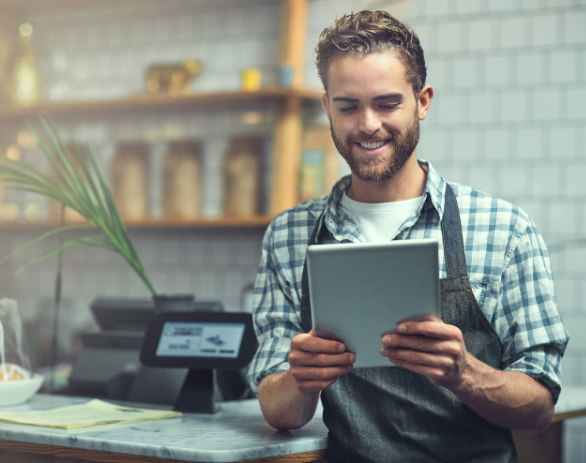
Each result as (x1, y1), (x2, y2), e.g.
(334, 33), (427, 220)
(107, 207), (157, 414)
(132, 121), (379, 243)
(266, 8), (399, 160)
(247, 161), (569, 402)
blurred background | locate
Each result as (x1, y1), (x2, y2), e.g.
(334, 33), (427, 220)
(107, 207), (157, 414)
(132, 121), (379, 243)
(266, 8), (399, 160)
(0, 0), (584, 460)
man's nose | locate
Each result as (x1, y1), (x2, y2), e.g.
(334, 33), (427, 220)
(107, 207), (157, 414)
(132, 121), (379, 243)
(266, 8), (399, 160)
(358, 108), (382, 135)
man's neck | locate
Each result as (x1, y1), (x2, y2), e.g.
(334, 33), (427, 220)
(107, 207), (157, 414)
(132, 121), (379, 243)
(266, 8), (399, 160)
(346, 154), (427, 203)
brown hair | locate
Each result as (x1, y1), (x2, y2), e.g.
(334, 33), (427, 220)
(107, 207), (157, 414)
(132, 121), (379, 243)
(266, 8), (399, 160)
(315, 10), (426, 98)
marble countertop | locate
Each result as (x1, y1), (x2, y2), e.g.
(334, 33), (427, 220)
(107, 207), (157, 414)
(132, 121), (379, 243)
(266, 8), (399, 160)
(0, 394), (327, 462)
(0, 385), (585, 462)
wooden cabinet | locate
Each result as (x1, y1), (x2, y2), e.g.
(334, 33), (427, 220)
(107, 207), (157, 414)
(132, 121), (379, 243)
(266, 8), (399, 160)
(0, 0), (322, 229)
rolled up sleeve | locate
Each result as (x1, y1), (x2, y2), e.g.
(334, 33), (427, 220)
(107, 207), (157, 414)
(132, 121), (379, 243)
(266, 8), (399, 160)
(499, 218), (570, 403)
(246, 221), (304, 393)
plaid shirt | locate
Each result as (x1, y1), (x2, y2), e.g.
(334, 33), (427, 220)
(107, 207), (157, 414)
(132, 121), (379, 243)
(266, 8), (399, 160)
(247, 161), (569, 402)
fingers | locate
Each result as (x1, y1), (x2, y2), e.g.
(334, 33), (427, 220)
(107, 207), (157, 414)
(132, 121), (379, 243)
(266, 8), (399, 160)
(290, 333), (355, 367)
(290, 334), (354, 366)
(293, 332), (346, 354)
(289, 333), (355, 392)
(395, 319), (463, 342)
(289, 348), (355, 368)
(381, 334), (462, 356)
(380, 346), (457, 369)
(379, 320), (468, 387)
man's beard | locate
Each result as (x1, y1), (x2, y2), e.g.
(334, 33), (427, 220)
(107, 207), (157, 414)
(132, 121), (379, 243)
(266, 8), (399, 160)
(330, 116), (420, 183)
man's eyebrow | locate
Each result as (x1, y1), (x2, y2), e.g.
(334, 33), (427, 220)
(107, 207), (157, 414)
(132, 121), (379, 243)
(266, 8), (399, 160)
(331, 93), (403, 103)
(331, 97), (358, 102)
(372, 93), (403, 101)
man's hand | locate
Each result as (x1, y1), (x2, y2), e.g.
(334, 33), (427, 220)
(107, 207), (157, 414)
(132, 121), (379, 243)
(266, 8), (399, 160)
(288, 330), (355, 392)
(258, 331), (355, 430)
(379, 315), (555, 433)
(380, 315), (469, 388)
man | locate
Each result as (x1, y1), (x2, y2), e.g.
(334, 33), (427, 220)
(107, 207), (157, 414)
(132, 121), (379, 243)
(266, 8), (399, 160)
(247, 10), (569, 463)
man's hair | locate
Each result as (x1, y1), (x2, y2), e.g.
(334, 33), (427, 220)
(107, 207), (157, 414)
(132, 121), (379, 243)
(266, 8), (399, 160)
(315, 10), (426, 98)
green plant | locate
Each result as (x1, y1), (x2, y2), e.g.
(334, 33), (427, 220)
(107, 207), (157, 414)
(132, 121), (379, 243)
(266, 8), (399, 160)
(0, 116), (156, 296)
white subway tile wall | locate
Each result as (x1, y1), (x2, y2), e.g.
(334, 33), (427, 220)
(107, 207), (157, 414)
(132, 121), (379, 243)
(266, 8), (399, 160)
(386, 0), (586, 460)
(0, 0), (325, 366)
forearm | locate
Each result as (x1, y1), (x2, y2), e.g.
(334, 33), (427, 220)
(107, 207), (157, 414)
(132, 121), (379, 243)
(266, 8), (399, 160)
(450, 355), (554, 433)
(257, 370), (320, 430)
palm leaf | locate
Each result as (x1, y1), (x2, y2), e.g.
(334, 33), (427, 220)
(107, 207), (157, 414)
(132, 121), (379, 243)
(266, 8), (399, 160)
(0, 224), (92, 264)
(0, 116), (157, 296)
(27, 123), (79, 201)
(16, 236), (117, 274)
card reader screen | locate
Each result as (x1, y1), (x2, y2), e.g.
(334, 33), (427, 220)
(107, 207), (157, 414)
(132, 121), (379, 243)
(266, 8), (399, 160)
(156, 322), (245, 358)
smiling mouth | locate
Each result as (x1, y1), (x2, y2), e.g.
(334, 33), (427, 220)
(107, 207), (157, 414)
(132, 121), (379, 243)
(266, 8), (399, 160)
(357, 140), (390, 150)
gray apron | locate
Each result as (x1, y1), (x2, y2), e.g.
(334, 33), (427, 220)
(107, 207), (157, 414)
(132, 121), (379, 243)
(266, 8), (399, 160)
(300, 184), (518, 463)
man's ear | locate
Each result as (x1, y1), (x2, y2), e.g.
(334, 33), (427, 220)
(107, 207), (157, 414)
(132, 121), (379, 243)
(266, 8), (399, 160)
(417, 85), (434, 121)
(322, 93), (331, 121)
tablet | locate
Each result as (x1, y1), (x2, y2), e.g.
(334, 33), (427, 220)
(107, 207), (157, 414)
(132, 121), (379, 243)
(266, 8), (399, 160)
(307, 239), (440, 369)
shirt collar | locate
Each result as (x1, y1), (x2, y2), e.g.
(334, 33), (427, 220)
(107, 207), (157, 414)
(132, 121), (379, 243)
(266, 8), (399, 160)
(421, 160), (447, 220)
(322, 159), (448, 236)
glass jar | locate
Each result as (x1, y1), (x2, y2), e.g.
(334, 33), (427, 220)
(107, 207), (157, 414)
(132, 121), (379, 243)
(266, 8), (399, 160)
(0, 298), (32, 381)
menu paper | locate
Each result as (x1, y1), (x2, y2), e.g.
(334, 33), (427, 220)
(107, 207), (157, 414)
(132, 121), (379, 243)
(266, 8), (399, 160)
(0, 399), (181, 429)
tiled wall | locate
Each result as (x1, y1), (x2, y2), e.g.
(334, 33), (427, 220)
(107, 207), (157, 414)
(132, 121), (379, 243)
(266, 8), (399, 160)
(382, 0), (586, 461)
(0, 0), (320, 364)
(0, 0), (363, 367)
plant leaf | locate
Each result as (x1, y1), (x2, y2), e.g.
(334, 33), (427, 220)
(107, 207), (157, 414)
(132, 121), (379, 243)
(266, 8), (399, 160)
(0, 117), (157, 296)
(15, 236), (117, 274)
(0, 225), (93, 264)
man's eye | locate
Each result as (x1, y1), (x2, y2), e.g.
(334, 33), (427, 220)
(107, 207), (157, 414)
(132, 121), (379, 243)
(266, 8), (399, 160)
(339, 106), (355, 112)
(381, 103), (399, 109)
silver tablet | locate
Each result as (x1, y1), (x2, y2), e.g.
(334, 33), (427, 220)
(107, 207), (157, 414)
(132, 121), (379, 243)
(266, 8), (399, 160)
(307, 239), (440, 369)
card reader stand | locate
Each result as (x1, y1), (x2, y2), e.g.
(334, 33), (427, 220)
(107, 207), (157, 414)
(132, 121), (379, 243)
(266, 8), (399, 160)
(174, 369), (217, 413)
(139, 311), (257, 414)
(126, 297), (225, 407)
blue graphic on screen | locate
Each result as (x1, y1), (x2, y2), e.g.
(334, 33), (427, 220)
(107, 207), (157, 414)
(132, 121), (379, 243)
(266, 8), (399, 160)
(156, 322), (245, 358)
(205, 335), (225, 347)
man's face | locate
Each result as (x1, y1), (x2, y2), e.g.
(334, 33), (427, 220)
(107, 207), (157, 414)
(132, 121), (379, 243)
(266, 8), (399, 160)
(322, 50), (422, 183)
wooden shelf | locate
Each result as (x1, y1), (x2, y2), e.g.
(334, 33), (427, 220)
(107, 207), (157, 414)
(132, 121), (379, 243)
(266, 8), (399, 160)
(0, 0), (316, 217)
(0, 87), (324, 120)
(0, 215), (274, 230)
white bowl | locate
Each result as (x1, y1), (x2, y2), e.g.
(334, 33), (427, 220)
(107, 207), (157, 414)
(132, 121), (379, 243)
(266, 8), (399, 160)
(0, 365), (44, 407)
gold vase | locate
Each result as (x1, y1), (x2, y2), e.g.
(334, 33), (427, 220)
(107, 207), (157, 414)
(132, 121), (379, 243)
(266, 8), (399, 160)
(8, 23), (42, 107)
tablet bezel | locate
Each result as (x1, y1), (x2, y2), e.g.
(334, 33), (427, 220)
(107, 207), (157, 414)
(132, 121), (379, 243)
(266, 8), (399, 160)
(307, 239), (441, 369)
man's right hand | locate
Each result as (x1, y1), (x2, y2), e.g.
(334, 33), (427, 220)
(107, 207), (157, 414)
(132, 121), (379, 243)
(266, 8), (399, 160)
(258, 330), (355, 429)
(288, 330), (356, 392)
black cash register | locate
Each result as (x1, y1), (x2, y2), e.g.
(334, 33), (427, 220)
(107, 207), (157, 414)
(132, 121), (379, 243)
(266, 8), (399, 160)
(68, 297), (254, 409)
(140, 311), (257, 413)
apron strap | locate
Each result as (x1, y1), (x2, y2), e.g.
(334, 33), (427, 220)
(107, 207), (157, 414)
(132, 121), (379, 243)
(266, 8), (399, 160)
(441, 184), (468, 279)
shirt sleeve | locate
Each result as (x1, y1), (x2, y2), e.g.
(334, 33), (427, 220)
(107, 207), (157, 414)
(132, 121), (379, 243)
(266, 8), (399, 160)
(246, 220), (304, 393)
(499, 217), (570, 403)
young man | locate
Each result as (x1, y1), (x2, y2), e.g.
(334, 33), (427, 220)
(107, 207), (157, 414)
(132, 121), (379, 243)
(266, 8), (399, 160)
(247, 10), (569, 463)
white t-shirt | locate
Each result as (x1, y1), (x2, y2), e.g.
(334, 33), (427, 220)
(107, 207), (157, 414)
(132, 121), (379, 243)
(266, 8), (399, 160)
(339, 192), (423, 242)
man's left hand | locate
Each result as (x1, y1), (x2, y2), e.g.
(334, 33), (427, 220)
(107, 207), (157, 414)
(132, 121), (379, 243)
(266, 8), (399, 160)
(380, 315), (469, 388)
